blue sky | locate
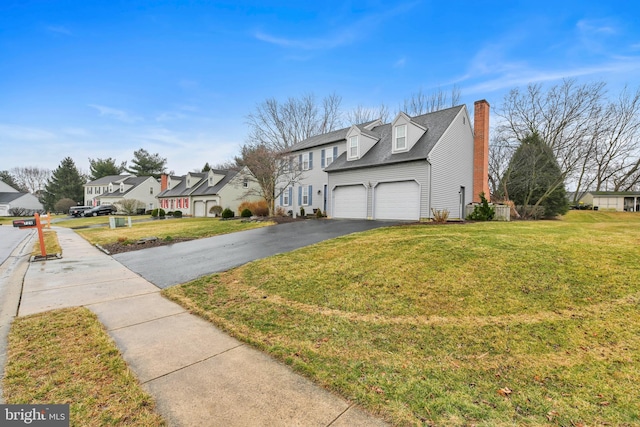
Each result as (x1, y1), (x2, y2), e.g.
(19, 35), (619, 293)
(1, 0), (640, 175)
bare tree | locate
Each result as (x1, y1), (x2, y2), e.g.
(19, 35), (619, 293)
(496, 79), (640, 200)
(11, 166), (52, 195)
(246, 92), (343, 152)
(344, 103), (389, 125)
(399, 86), (461, 116)
(234, 143), (304, 215)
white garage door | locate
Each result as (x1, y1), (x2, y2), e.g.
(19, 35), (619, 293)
(333, 185), (367, 219)
(194, 201), (206, 217)
(374, 181), (420, 220)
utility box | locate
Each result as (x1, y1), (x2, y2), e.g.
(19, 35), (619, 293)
(109, 217), (127, 229)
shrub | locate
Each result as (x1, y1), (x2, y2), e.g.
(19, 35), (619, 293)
(467, 192), (495, 221)
(300, 207), (306, 217)
(172, 210), (183, 218)
(237, 200), (269, 217)
(116, 199), (144, 215)
(209, 205), (223, 216)
(55, 198), (77, 214)
(151, 208), (166, 218)
(221, 208), (234, 219)
(166, 211), (174, 217)
(240, 208), (252, 218)
(274, 206), (287, 217)
(316, 208), (324, 218)
(431, 208), (450, 223)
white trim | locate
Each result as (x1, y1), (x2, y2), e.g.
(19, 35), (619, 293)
(348, 135), (359, 159)
(394, 124), (407, 152)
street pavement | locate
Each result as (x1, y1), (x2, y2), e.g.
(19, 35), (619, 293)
(9, 226), (389, 426)
(115, 219), (400, 288)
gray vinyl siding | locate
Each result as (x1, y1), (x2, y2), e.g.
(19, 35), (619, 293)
(276, 142), (346, 215)
(328, 161), (430, 219)
(428, 109), (474, 220)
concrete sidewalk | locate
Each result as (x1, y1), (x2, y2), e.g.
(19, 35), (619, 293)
(19, 227), (388, 426)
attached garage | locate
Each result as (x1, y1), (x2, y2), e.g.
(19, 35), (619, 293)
(374, 181), (420, 220)
(333, 185), (367, 219)
(194, 201), (206, 217)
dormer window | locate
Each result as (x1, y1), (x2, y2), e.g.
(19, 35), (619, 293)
(120, 183), (125, 192)
(349, 135), (359, 158)
(395, 124), (407, 151)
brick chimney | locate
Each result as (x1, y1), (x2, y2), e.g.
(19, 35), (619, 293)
(473, 100), (490, 202)
(160, 174), (168, 191)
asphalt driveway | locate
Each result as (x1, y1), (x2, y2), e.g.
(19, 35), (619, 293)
(114, 219), (400, 288)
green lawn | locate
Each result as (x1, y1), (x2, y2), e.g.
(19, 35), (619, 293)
(164, 211), (640, 426)
(70, 216), (274, 246)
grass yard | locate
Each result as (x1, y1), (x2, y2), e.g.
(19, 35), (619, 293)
(164, 211), (640, 426)
(3, 307), (165, 426)
(72, 217), (274, 246)
(31, 230), (62, 256)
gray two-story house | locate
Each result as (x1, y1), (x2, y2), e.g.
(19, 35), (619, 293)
(275, 100), (490, 221)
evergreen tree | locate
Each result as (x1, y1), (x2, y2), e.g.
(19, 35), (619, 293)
(202, 162), (211, 172)
(126, 148), (167, 179)
(41, 157), (85, 210)
(89, 157), (126, 180)
(501, 133), (568, 218)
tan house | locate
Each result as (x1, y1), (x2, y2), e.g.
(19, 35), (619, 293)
(157, 167), (262, 217)
(580, 191), (640, 212)
(84, 175), (160, 212)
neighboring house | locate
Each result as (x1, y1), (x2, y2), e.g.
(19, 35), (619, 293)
(84, 175), (132, 206)
(84, 175), (160, 212)
(0, 180), (44, 216)
(580, 191), (640, 212)
(93, 176), (161, 212)
(157, 167), (261, 217)
(275, 100), (490, 221)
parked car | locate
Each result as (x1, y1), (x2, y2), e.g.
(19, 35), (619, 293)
(69, 206), (93, 217)
(83, 205), (117, 217)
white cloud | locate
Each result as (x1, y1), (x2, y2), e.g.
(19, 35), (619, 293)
(155, 112), (187, 122)
(255, 2), (419, 51)
(0, 124), (55, 141)
(46, 25), (72, 36)
(576, 19), (617, 35)
(88, 104), (142, 123)
(394, 57), (406, 68)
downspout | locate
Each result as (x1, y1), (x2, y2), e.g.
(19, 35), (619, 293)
(427, 158), (432, 220)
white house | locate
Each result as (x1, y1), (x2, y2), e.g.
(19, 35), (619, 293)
(275, 100), (490, 221)
(0, 180), (44, 216)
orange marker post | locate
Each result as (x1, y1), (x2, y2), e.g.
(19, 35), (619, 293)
(34, 213), (47, 257)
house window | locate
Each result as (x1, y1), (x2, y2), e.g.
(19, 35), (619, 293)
(209, 177), (213, 186)
(283, 188), (290, 206)
(87, 187), (92, 194)
(302, 153), (310, 170)
(302, 186), (309, 205)
(120, 183), (125, 192)
(325, 148), (334, 166)
(349, 136), (358, 158)
(108, 184), (113, 193)
(150, 187), (154, 195)
(243, 178), (248, 188)
(395, 124), (407, 151)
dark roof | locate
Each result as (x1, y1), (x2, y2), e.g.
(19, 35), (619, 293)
(86, 175), (132, 186)
(157, 170), (237, 198)
(0, 192), (26, 203)
(288, 120), (384, 153)
(588, 191), (640, 196)
(98, 176), (154, 197)
(325, 105), (464, 172)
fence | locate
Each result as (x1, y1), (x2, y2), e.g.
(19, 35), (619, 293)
(465, 204), (511, 221)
